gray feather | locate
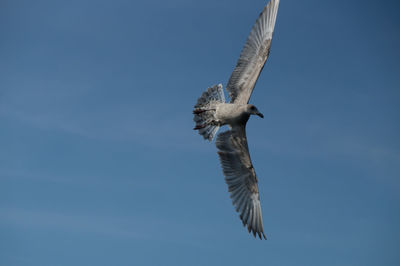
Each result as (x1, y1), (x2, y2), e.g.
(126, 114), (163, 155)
(216, 126), (266, 239)
(226, 0), (280, 104)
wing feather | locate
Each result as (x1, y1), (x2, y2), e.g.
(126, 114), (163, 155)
(216, 127), (266, 239)
(226, 0), (280, 104)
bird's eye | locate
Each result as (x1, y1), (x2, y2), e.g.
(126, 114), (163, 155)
(251, 106), (255, 110)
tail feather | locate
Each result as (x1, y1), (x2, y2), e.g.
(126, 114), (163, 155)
(193, 84), (225, 141)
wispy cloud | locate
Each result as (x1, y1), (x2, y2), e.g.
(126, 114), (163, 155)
(0, 207), (143, 239)
(0, 92), (203, 150)
(0, 206), (212, 246)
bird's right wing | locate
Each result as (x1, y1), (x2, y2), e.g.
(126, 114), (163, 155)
(216, 126), (266, 239)
(226, 0), (280, 104)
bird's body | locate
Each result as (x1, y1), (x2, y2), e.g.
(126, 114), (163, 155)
(215, 103), (250, 126)
(193, 0), (280, 239)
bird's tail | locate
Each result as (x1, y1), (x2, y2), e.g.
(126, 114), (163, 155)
(193, 84), (225, 141)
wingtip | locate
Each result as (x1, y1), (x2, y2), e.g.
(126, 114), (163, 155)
(255, 231), (267, 240)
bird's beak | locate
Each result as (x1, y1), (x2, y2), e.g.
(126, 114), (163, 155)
(257, 112), (264, 118)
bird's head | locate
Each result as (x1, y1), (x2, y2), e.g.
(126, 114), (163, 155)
(246, 104), (264, 118)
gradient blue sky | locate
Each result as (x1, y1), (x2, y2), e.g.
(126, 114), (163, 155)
(1, 0), (399, 265)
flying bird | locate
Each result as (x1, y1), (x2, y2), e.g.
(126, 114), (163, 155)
(193, 0), (280, 239)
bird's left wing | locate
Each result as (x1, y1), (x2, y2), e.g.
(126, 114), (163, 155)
(226, 0), (280, 104)
(216, 126), (266, 239)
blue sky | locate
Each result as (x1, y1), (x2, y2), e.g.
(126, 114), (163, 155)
(1, 0), (399, 265)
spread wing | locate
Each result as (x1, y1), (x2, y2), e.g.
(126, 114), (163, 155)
(226, 0), (280, 104)
(216, 126), (266, 239)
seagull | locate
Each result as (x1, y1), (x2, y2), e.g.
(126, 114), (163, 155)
(193, 0), (280, 239)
